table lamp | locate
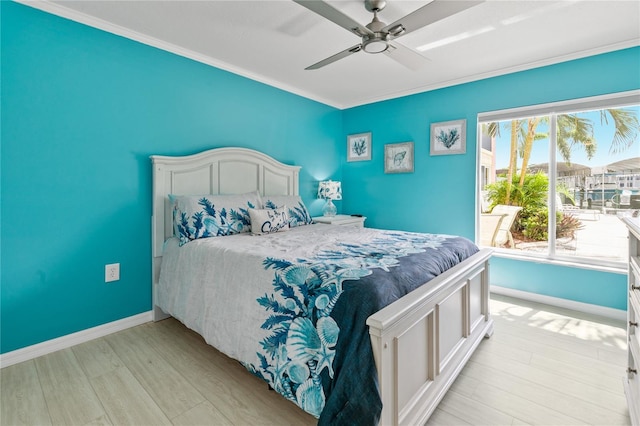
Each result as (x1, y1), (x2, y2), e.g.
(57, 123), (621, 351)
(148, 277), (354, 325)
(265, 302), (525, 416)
(317, 180), (342, 217)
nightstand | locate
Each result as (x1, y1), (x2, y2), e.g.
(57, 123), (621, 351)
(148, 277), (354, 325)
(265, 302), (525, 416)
(313, 215), (366, 228)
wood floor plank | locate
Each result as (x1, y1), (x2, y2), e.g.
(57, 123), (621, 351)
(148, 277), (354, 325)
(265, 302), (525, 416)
(34, 348), (106, 425)
(446, 371), (480, 398)
(491, 298), (626, 355)
(528, 352), (625, 394)
(468, 381), (585, 425)
(72, 337), (123, 379)
(479, 324), (626, 394)
(425, 407), (472, 425)
(469, 345), (629, 415)
(83, 414), (113, 425)
(170, 401), (233, 426)
(598, 346), (629, 365)
(510, 417), (533, 425)
(491, 294), (626, 330)
(461, 358), (630, 425)
(89, 367), (171, 426)
(0, 361), (52, 426)
(146, 318), (316, 425)
(472, 333), (533, 365)
(492, 319), (601, 360)
(435, 388), (514, 425)
(104, 325), (205, 420)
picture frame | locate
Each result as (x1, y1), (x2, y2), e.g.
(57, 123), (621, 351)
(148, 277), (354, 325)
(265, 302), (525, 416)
(384, 142), (414, 174)
(347, 132), (372, 162)
(430, 119), (466, 155)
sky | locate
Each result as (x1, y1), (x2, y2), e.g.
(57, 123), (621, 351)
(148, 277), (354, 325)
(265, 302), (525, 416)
(494, 106), (640, 169)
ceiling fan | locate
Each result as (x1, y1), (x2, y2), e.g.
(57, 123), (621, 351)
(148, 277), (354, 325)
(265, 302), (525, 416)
(293, 0), (483, 70)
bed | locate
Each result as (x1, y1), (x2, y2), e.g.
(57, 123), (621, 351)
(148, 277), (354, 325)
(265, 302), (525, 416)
(151, 147), (493, 425)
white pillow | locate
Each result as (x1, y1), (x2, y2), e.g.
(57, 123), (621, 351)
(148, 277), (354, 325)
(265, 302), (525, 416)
(262, 195), (313, 227)
(249, 206), (290, 235)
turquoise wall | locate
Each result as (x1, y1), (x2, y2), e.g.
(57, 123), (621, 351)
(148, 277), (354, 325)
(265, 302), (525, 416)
(342, 47), (640, 311)
(2, 2), (638, 355)
(0, 2), (342, 354)
(491, 258), (627, 310)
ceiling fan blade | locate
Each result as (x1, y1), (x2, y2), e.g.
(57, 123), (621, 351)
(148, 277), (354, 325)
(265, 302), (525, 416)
(306, 44), (363, 70)
(293, 0), (373, 37)
(384, 42), (429, 71)
(382, 0), (484, 38)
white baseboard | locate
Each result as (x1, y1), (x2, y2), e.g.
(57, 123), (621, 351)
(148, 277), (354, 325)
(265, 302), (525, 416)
(491, 285), (627, 322)
(0, 311), (153, 368)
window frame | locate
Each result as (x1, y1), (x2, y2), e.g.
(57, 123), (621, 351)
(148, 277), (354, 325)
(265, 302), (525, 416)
(476, 90), (640, 272)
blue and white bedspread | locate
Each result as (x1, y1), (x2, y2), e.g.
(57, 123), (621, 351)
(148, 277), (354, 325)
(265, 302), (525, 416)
(158, 224), (478, 425)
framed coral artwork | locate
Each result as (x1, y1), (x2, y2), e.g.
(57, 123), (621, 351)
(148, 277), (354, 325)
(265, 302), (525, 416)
(347, 132), (372, 162)
(430, 119), (466, 155)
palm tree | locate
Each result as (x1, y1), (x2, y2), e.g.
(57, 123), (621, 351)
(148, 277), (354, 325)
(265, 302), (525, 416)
(599, 108), (639, 153)
(517, 117), (544, 187)
(483, 107), (639, 204)
(485, 118), (546, 204)
(505, 121), (517, 203)
(557, 114), (596, 166)
(551, 108), (638, 165)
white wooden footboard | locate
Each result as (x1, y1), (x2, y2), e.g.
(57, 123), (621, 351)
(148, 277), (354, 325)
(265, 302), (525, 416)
(367, 248), (493, 426)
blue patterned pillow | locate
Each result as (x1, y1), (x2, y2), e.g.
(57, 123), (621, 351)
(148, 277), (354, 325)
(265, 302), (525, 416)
(170, 192), (262, 246)
(262, 195), (313, 227)
(249, 207), (290, 235)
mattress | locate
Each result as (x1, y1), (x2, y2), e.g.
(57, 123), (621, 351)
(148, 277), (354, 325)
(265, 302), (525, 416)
(158, 223), (478, 425)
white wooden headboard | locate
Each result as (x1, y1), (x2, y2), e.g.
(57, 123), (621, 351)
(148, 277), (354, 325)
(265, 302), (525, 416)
(150, 147), (301, 319)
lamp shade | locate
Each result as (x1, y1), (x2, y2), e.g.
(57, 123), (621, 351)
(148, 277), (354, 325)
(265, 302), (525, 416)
(317, 180), (342, 200)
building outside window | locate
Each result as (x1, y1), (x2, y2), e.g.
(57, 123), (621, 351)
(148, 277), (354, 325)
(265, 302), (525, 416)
(477, 91), (640, 269)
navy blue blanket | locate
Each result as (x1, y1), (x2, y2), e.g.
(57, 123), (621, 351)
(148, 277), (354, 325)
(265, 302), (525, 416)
(247, 230), (478, 425)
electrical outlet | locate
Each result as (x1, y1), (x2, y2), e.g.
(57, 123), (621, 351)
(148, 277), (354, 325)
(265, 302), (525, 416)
(105, 263), (120, 282)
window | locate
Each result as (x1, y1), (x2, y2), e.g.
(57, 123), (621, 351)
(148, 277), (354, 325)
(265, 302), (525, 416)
(477, 91), (640, 269)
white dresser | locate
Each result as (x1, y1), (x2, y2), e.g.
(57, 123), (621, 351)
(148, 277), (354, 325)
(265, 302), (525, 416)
(313, 214), (366, 227)
(622, 216), (640, 425)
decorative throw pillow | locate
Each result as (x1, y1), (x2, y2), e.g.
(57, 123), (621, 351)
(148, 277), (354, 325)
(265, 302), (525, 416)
(249, 207), (290, 235)
(170, 191), (262, 245)
(262, 195), (313, 227)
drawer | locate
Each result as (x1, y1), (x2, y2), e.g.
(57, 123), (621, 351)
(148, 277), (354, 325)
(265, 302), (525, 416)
(633, 285), (640, 310)
(629, 256), (640, 284)
(631, 255), (640, 286)
(627, 294), (640, 365)
(627, 339), (640, 425)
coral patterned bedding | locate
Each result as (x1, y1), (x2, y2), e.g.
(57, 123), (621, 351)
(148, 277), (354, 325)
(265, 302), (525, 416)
(158, 223), (478, 425)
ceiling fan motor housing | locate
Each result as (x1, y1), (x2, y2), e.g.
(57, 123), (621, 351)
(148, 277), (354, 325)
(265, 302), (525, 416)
(363, 11), (389, 53)
(365, 0), (387, 13)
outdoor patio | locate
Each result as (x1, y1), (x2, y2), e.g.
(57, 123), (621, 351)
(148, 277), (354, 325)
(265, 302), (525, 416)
(515, 211), (632, 262)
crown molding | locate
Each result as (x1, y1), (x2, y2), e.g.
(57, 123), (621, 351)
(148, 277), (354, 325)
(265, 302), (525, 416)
(14, 1), (640, 110)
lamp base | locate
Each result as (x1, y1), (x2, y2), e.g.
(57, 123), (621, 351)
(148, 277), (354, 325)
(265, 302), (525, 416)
(322, 199), (337, 217)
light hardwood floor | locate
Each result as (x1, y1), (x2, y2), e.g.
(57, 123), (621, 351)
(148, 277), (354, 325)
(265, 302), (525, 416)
(1, 295), (631, 425)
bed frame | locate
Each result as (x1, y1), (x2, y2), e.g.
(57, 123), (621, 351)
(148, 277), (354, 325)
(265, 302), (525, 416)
(151, 147), (493, 425)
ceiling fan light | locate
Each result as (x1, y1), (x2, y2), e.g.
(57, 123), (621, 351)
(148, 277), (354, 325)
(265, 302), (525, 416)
(363, 38), (388, 53)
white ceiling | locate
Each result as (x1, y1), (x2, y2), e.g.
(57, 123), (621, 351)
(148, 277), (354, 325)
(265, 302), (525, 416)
(24, 0), (640, 109)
